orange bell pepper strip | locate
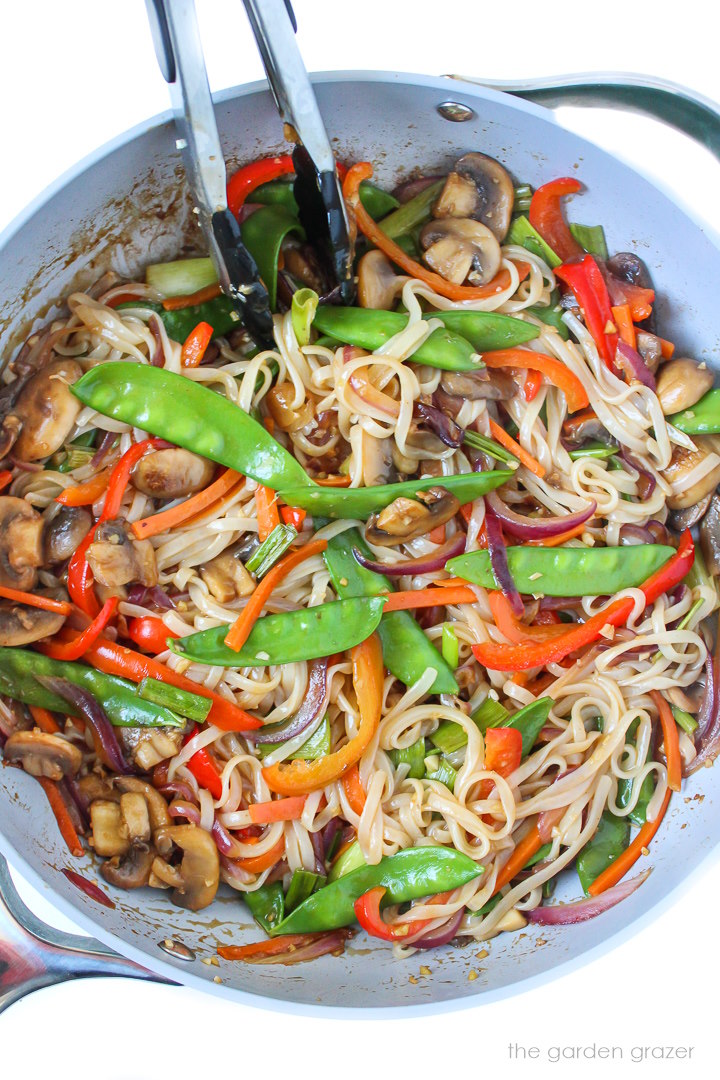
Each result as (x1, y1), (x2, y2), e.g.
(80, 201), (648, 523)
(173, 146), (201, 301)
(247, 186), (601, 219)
(341, 764), (366, 816)
(248, 796), (308, 824)
(484, 727), (522, 776)
(236, 836), (286, 874)
(343, 163), (530, 301)
(487, 591), (569, 645)
(0, 469), (13, 493)
(280, 505), (307, 530)
(56, 467), (112, 507)
(354, 887), (454, 941)
(650, 690), (682, 793)
(161, 283), (222, 310)
(587, 788), (671, 896)
(523, 370), (543, 402)
(263, 633), (384, 795)
(481, 349), (589, 413)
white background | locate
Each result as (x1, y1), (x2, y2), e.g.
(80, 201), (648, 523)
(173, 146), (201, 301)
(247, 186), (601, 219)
(2, 1), (720, 1076)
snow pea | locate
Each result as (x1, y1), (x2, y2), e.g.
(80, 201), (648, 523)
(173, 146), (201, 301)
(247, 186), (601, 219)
(427, 310), (540, 351)
(253, 177), (399, 220)
(168, 596), (386, 668)
(71, 363), (312, 489)
(278, 469), (513, 519)
(0, 647), (182, 728)
(324, 529), (458, 694)
(668, 388), (720, 435)
(244, 881), (285, 933)
(576, 811), (629, 895)
(267, 846), (482, 935)
(116, 295), (238, 343)
(526, 291), (570, 340)
(447, 543), (675, 597)
(616, 770), (655, 827)
(240, 205), (304, 310)
(431, 695), (550, 758)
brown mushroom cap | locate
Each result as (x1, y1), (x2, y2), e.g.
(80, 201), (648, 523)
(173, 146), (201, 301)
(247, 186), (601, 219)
(153, 824), (220, 911)
(0, 600), (66, 647)
(420, 218), (502, 286)
(0, 497), (45, 591)
(357, 250), (409, 310)
(86, 518), (157, 592)
(200, 543), (255, 604)
(453, 152), (515, 241)
(4, 730), (83, 781)
(664, 436), (720, 510)
(655, 357), (714, 416)
(366, 486), (460, 546)
(700, 492), (720, 576)
(12, 359), (83, 461)
(44, 505), (93, 565)
(113, 776), (172, 833)
(439, 369), (515, 402)
(266, 382), (314, 432)
(101, 841), (156, 890)
(131, 448), (215, 500)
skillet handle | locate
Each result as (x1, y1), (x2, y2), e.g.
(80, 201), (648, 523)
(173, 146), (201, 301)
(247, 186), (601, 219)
(0, 855), (169, 1014)
(446, 73), (720, 161)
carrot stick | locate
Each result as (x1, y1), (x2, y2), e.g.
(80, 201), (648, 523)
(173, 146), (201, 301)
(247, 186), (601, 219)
(182, 479), (245, 528)
(651, 689), (682, 793)
(224, 538), (328, 652)
(611, 304), (636, 349)
(428, 524), (446, 545)
(131, 468), (242, 540)
(248, 796), (307, 824)
(162, 282), (222, 310)
(493, 824), (544, 894)
(0, 587), (73, 616)
(382, 586), (476, 612)
(237, 837), (285, 874)
(526, 522), (588, 547)
(181, 321), (214, 367)
(0, 469), (14, 492)
(342, 764), (366, 816)
(658, 336), (675, 359)
(56, 468), (111, 507)
(314, 475), (352, 487)
(29, 706), (61, 734)
(37, 777), (84, 858)
(488, 419), (545, 478)
(431, 576), (473, 588)
(255, 485), (280, 541)
(588, 789), (671, 896)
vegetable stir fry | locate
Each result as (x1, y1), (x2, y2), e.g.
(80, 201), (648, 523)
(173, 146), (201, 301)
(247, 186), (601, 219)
(1, 147), (719, 966)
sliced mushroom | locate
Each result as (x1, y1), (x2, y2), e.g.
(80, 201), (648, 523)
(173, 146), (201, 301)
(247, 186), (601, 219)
(11, 359), (83, 461)
(366, 486), (460, 546)
(359, 430), (396, 487)
(77, 774), (118, 804)
(655, 357), (714, 416)
(357, 250), (408, 310)
(451, 153), (515, 241)
(86, 518), (157, 593)
(700, 492), (720, 576)
(561, 409), (608, 448)
(119, 791), (152, 842)
(152, 824), (220, 911)
(101, 841), (155, 889)
(132, 448), (215, 500)
(420, 219), (502, 286)
(266, 382), (314, 432)
(432, 171), (481, 221)
(282, 241), (329, 294)
(0, 600), (65, 647)
(90, 799), (130, 858)
(117, 727), (182, 772)
(200, 542), (255, 604)
(635, 331), (664, 374)
(668, 493), (713, 532)
(439, 368), (514, 402)
(113, 777), (172, 834)
(0, 497), (44, 590)
(4, 730), (82, 780)
(0, 414), (22, 458)
(663, 436), (720, 510)
(149, 855), (185, 890)
(44, 505), (93, 564)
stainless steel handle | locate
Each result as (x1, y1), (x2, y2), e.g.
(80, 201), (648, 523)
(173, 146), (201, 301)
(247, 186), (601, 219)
(447, 72), (720, 162)
(0, 856), (168, 1014)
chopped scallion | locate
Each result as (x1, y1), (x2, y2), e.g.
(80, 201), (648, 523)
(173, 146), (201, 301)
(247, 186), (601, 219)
(389, 738), (426, 778)
(569, 223), (609, 261)
(146, 257), (217, 298)
(246, 523), (297, 578)
(284, 869), (325, 912)
(291, 288), (319, 347)
(463, 429), (519, 467)
(505, 215), (561, 268)
(671, 705), (699, 735)
(441, 623), (459, 669)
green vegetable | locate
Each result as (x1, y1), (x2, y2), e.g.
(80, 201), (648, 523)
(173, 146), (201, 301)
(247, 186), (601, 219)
(671, 705), (698, 735)
(389, 738), (426, 779)
(52, 430), (100, 473)
(285, 869), (325, 912)
(244, 882), (285, 933)
(506, 215), (561, 268)
(425, 757), (457, 791)
(324, 530), (458, 694)
(169, 597), (386, 668)
(526, 296), (570, 340)
(462, 429), (519, 467)
(441, 623), (459, 669)
(569, 223), (609, 261)
(447, 543), (676, 597)
(137, 677), (211, 722)
(240, 205), (305, 310)
(576, 811), (630, 895)
(146, 257), (217, 298)
(668, 388), (720, 435)
(71, 362), (311, 490)
(426, 309), (540, 351)
(269, 846), (482, 935)
(513, 184), (533, 214)
(253, 178), (398, 220)
(568, 442), (619, 460)
(499, 697), (552, 757)
(472, 696), (510, 731)
(328, 840), (366, 883)
(360, 181), (401, 220)
(245, 523), (298, 578)
(524, 842), (552, 869)
(279, 469), (513, 519)
(0, 648), (182, 728)
(291, 288), (319, 347)
(117, 296), (239, 343)
(376, 180), (445, 240)
(258, 715), (331, 761)
(685, 543), (714, 593)
(616, 769), (655, 827)
(430, 696), (549, 758)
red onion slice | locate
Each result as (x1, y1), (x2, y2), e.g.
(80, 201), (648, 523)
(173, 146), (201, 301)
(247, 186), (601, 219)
(157, 779), (197, 802)
(486, 490), (596, 541)
(393, 174), (445, 202)
(414, 402), (464, 448)
(169, 800), (202, 825)
(526, 868), (651, 925)
(247, 658), (328, 745)
(485, 506), (523, 616)
(352, 533), (466, 577)
(615, 340), (656, 390)
(686, 649), (720, 774)
(619, 448), (657, 499)
(38, 676), (131, 775)
(218, 929), (352, 965)
(89, 430), (118, 468)
(409, 906), (465, 949)
(126, 584), (175, 610)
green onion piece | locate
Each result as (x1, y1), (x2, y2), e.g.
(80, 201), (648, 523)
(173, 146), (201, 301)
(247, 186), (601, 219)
(146, 257), (217, 298)
(285, 869), (325, 912)
(568, 442), (619, 460)
(377, 180), (444, 240)
(441, 623), (459, 669)
(389, 738), (426, 779)
(505, 215), (561, 268)
(291, 288), (319, 347)
(258, 715), (331, 761)
(426, 757), (457, 792)
(393, 232), (421, 259)
(685, 544), (714, 593)
(671, 705), (699, 735)
(472, 696), (510, 732)
(328, 839), (366, 882)
(55, 446), (96, 473)
(569, 223), (609, 261)
(524, 841), (552, 869)
(137, 677), (211, 722)
(513, 183), (533, 214)
(526, 293), (570, 341)
(430, 721), (469, 756)
(246, 523), (298, 578)
(463, 429), (519, 467)
(472, 892), (502, 917)
(71, 430), (98, 448)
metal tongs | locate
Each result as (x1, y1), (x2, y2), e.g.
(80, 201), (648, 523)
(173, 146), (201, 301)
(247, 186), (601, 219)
(145, 0), (353, 353)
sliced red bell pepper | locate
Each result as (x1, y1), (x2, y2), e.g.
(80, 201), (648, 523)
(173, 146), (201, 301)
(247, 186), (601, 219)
(555, 255), (618, 370)
(280, 505), (307, 530)
(41, 598), (119, 662)
(127, 616), (179, 654)
(528, 178), (585, 263)
(184, 728), (224, 800)
(226, 154), (294, 218)
(484, 727), (522, 776)
(353, 887), (453, 941)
